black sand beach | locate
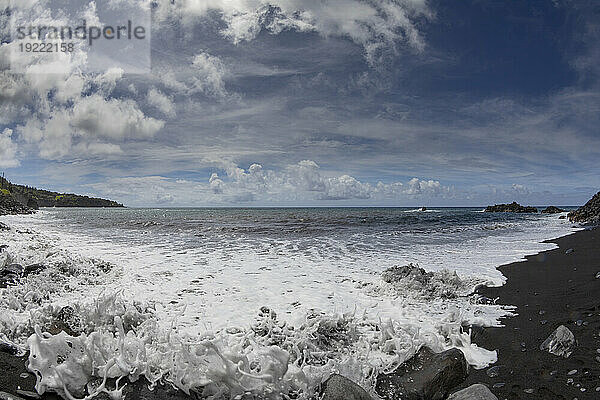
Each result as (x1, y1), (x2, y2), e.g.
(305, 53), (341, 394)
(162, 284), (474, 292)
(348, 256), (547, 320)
(2, 227), (599, 399)
(461, 228), (600, 399)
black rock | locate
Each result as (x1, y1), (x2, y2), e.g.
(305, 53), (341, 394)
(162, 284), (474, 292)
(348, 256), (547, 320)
(375, 347), (468, 400)
(381, 263), (433, 285)
(0, 263), (45, 288)
(484, 202), (538, 213)
(48, 306), (82, 336)
(568, 191), (600, 223)
(0, 244), (7, 253)
(541, 206), (565, 214)
(0, 193), (34, 216)
(0, 340), (20, 356)
(0, 222), (9, 231)
(320, 374), (372, 400)
(447, 384), (498, 400)
(23, 263), (45, 275)
(558, 215), (566, 219)
(0, 264), (24, 287)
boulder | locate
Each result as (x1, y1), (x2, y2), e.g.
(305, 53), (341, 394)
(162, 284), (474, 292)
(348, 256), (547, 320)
(48, 306), (82, 336)
(484, 202), (538, 213)
(375, 347), (468, 400)
(541, 206), (565, 214)
(447, 384), (497, 400)
(540, 325), (576, 358)
(0, 263), (45, 288)
(568, 191), (600, 223)
(381, 263), (433, 285)
(0, 339), (20, 356)
(320, 374), (372, 400)
(0, 263), (24, 287)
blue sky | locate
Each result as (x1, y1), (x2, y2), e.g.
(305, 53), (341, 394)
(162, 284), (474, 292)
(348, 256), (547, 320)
(1, 0), (599, 206)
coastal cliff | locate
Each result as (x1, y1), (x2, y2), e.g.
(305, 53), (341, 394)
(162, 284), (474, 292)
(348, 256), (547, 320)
(568, 191), (600, 224)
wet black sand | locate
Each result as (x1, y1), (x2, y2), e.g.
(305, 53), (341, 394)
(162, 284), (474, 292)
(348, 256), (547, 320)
(460, 228), (600, 399)
(2, 228), (599, 399)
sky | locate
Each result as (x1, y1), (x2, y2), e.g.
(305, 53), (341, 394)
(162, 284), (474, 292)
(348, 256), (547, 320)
(1, 0), (600, 207)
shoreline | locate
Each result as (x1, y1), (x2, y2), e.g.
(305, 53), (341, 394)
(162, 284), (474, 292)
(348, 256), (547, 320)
(460, 228), (600, 399)
(1, 219), (596, 399)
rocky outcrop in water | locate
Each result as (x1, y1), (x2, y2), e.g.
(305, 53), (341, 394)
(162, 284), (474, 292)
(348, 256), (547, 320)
(568, 191), (600, 223)
(382, 263), (433, 285)
(541, 206), (565, 214)
(320, 374), (372, 400)
(0, 262), (46, 288)
(375, 347), (468, 400)
(484, 202), (538, 213)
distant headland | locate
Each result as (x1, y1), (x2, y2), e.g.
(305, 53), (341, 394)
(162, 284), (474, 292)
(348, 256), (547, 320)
(0, 175), (123, 215)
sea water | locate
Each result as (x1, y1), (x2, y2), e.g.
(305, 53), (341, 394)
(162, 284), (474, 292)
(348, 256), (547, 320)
(0, 207), (579, 399)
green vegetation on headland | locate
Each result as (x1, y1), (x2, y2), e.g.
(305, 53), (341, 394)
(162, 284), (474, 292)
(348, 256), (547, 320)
(0, 176), (123, 215)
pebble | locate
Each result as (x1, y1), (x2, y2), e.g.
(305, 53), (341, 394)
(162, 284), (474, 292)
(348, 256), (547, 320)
(595, 272), (600, 279)
(524, 388), (534, 394)
(575, 319), (583, 326)
(539, 310), (546, 315)
(567, 378), (574, 384)
(540, 319), (548, 325)
(568, 369), (578, 375)
(19, 373), (29, 379)
(493, 383), (505, 389)
(595, 356), (600, 363)
(486, 365), (502, 378)
(565, 248), (574, 254)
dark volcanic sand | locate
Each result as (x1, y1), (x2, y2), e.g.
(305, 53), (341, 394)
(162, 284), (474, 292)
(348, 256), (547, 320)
(460, 228), (600, 399)
(2, 229), (599, 399)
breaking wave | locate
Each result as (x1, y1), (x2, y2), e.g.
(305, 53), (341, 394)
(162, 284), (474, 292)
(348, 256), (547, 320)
(0, 222), (512, 400)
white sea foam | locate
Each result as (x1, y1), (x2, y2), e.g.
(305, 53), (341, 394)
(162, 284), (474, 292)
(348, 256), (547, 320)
(0, 210), (579, 399)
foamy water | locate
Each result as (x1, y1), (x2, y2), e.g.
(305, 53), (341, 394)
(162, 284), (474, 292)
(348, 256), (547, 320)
(0, 207), (579, 399)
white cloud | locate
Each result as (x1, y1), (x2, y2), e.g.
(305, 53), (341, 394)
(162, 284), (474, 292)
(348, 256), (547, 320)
(154, 0), (431, 65)
(147, 88), (176, 117)
(0, 128), (20, 168)
(192, 52), (228, 97)
(86, 160), (453, 206)
(71, 95), (164, 140)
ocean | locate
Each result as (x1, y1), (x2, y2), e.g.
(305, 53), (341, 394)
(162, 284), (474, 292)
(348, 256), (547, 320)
(0, 207), (579, 398)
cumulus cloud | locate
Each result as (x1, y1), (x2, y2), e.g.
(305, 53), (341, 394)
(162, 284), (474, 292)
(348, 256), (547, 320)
(85, 160), (452, 206)
(147, 88), (176, 117)
(71, 95), (164, 140)
(191, 52), (228, 97)
(0, 2), (165, 161)
(0, 128), (20, 168)
(208, 159), (451, 203)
